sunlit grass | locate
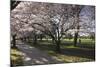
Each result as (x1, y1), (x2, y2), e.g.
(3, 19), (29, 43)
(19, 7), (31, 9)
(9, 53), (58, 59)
(61, 45), (78, 49)
(11, 48), (24, 66)
(53, 54), (93, 63)
(47, 50), (94, 63)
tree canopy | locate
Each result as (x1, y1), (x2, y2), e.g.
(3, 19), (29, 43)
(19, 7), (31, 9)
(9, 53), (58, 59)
(11, 1), (95, 52)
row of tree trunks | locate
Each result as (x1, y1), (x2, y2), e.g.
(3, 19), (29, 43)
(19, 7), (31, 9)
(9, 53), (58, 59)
(12, 34), (17, 48)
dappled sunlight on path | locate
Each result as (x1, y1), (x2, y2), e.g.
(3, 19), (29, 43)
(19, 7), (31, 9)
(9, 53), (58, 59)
(16, 42), (62, 66)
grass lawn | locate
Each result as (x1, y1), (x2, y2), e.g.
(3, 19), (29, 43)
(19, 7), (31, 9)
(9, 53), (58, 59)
(11, 48), (24, 66)
(62, 38), (95, 49)
(27, 38), (95, 63)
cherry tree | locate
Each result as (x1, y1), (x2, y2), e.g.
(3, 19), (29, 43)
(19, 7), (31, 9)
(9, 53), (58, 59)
(11, 1), (84, 52)
(21, 2), (77, 52)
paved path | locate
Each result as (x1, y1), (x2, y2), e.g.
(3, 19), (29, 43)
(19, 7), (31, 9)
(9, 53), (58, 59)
(16, 41), (61, 66)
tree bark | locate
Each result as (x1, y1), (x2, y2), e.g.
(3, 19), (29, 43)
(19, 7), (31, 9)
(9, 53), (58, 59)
(74, 32), (78, 46)
(73, 6), (83, 47)
(55, 39), (61, 53)
(40, 34), (43, 41)
(74, 12), (80, 47)
(33, 34), (37, 44)
(12, 34), (17, 48)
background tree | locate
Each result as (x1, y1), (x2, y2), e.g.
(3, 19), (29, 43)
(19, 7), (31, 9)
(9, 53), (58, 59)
(30, 2), (78, 52)
(79, 6), (95, 35)
(73, 5), (95, 46)
(73, 5), (84, 46)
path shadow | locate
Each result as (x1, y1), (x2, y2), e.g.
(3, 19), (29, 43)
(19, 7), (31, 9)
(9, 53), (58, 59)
(60, 48), (95, 60)
(16, 44), (63, 66)
(14, 40), (95, 66)
(27, 41), (95, 60)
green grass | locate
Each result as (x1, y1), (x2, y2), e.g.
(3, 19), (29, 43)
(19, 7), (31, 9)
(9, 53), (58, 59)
(27, 38), (95, 63)
(61, 38), (95, 48)
(28, 38), (95, 48)
(61, 45), (78, 49)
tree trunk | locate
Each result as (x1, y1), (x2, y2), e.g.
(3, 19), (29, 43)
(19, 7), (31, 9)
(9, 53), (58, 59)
(74, 12), (80, 47)
(33, 35), (37, 44)
(12, 34), (17, 48)
(52, 38), (55, 44)
(40, 34), (43, 41)
(55, 39), (61, 53)
(74, 32), (78, 46)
